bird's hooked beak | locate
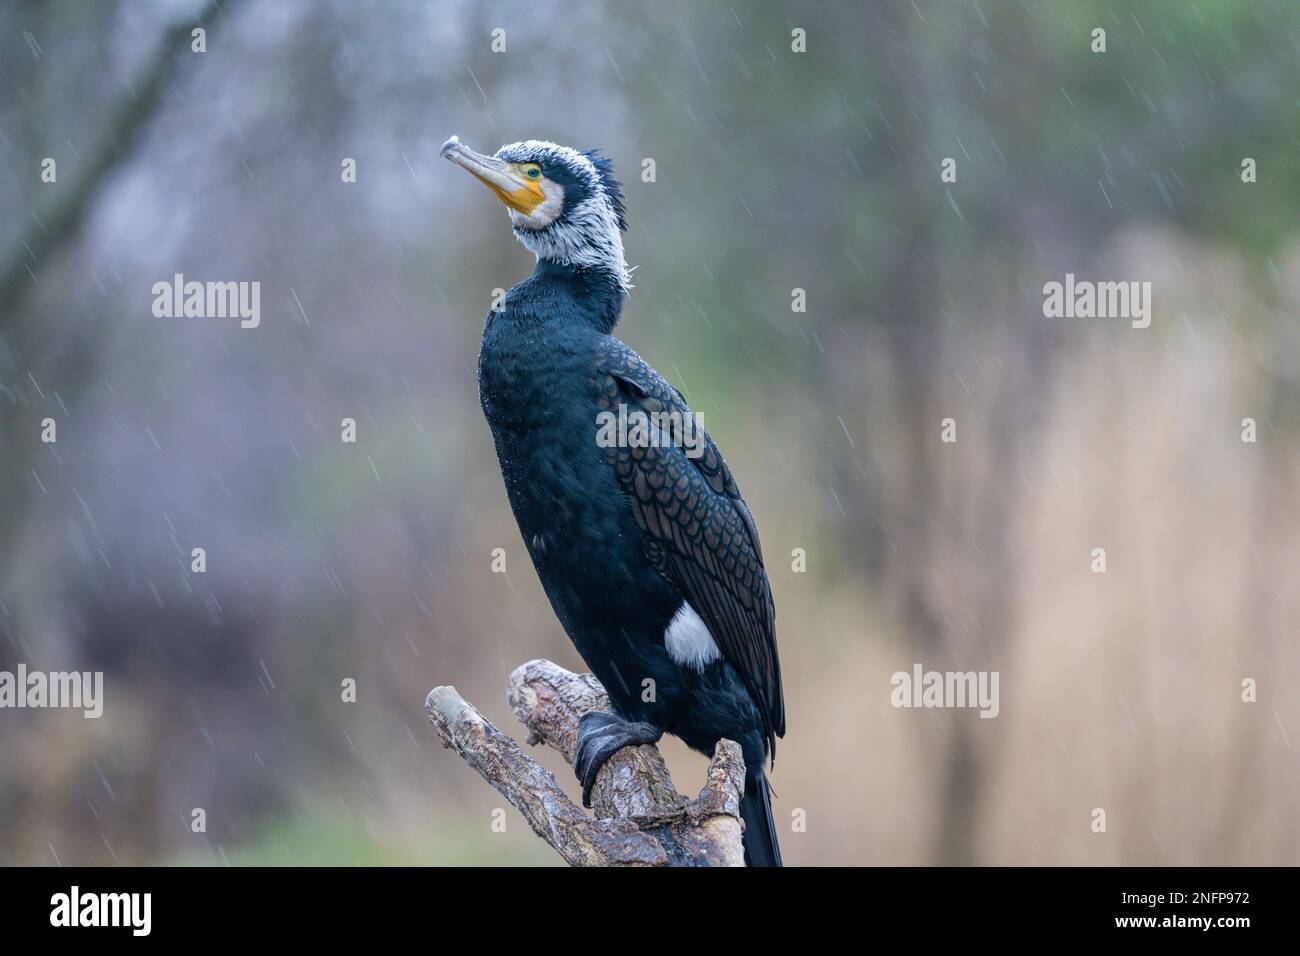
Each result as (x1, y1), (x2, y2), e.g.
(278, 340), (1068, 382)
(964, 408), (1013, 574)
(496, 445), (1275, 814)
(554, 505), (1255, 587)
(441, 135), (545, 216)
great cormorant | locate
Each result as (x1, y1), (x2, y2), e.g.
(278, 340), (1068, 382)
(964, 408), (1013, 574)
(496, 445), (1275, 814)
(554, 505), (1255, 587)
(442, 135), (785, 866)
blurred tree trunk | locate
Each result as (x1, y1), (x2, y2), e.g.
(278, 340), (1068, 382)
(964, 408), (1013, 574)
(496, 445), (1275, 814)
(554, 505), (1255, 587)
(0, 0), (229, 318)
(871, 0), (1062, 865)
(0, 0), (233, 589)
(869, 0), (984, 866)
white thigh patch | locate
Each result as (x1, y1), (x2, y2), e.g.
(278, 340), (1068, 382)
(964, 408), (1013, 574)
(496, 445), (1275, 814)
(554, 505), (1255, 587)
(664, 602), (721, 671)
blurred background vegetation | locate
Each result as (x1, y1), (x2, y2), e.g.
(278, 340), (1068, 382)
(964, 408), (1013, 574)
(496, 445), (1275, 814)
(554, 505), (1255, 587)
(1, 0), (1297, 865)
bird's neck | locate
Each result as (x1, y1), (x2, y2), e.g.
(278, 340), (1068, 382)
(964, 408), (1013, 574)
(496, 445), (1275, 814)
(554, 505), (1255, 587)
(532, 258), (626, 333)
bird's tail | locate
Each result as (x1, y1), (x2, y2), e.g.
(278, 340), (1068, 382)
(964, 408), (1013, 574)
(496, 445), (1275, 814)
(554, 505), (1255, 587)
(740, 770), (783, 867)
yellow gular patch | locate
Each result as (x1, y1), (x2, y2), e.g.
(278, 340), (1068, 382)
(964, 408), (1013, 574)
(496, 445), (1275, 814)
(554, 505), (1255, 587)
(504, 180), (546, 215)
(479, 168), (545, 215)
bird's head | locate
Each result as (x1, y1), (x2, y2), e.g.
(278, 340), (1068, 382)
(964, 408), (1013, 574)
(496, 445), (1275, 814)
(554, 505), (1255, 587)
(441, 135), (630, 293)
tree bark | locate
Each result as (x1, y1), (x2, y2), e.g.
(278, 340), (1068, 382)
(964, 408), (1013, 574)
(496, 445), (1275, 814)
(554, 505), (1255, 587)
(425, 659), (746, 866)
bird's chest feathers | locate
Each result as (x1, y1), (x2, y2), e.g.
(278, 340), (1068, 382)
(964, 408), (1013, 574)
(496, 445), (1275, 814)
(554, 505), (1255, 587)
(476, 318), (641, 586)
(477, 321), (608, 502)
(478, 359), (532, 428)
(477, 329), (576, 429)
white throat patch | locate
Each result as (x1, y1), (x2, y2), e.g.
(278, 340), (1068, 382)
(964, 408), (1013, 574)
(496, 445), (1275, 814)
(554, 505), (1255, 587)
(509, 180), (566, 231)
(665, 601), (722, 671)
(496, 139), (632, 293)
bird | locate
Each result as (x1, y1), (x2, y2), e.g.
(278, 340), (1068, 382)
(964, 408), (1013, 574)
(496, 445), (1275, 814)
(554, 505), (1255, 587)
(442, 135), (785, 866)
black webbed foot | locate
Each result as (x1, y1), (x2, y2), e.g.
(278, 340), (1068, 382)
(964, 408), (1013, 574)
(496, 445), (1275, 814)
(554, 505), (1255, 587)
(574, 711), (662, 808)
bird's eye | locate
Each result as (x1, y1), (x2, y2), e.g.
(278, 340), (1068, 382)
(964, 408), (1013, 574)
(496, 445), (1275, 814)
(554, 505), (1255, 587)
(524, 166), (541, 180)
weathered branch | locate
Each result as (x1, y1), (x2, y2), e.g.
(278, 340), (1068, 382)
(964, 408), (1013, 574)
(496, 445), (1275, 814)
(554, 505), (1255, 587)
(426, 659), (745, 866)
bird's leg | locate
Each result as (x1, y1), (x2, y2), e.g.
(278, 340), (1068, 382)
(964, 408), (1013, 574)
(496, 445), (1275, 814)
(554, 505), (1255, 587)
(574, 711), (662, 808)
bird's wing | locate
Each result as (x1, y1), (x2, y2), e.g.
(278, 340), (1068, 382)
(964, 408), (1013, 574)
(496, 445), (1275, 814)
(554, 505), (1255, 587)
(595, 337), (785, 749)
